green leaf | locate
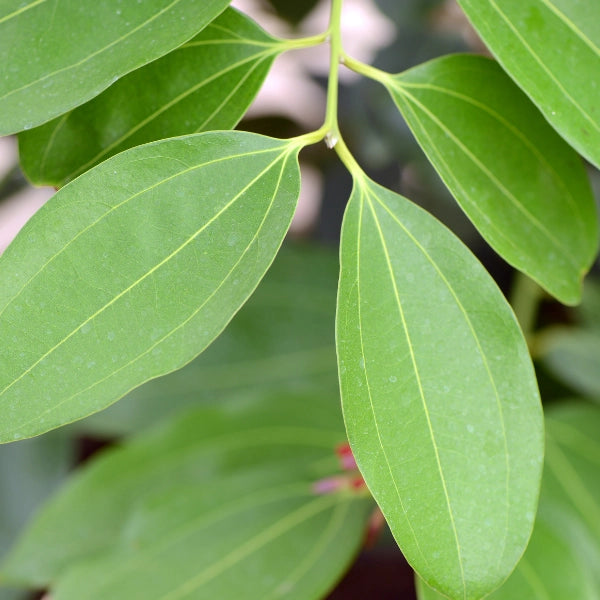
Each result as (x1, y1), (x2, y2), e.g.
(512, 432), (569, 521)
(18, 8), (281, 187)
(378, 54), (597, 305)
(457, 0), (600, 170)
(0, 0), (231, 135)
(83, 243), (340, 436)
(0, 131), (301, 442)
(1, 393), (373, 599)
(336, 175), (543, 600)
(417, 402), (600, 600)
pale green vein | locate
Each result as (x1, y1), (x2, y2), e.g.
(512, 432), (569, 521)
(538, 0), (600, 57)
(0, 0), (46, 25)
(39, 111), (69, 177)
(545, 435), (600, 538)
(85, 483), (323, 596)
(0, 142), (282, 322)
(353, 187), (430, 569)
(362, 183), (465, 597)
(193, 53), (273, 132)
(61, 48), (276, 181)
(487, 0), (600, 133)
(183, 38), (275, 49)
(159, 493), (341, 600)
(266, 498), (353, 599)
(397, 80), (584, 228)
(0, 149), (286, 402)
(395, 85), (580, 268)
(369, 182), (513, 571)
(8, 150), (297, 432)
(396, 96), (524, 262)
(0, 0), (185, 101)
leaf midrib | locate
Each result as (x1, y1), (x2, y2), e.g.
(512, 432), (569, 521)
(359, 182), (466, 597)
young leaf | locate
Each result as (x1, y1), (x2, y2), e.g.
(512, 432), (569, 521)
(19, 8), (282, 187)
(0, 131), (301, 442)
(82, 244), (340, 436)
(0, 0), (231, 135)
(458, 0), (600, 170)
(378, 54), (597, 305)
(337, 176), (543, 600)
(417, 402), (600, 600)
(0, 394), (373, 599)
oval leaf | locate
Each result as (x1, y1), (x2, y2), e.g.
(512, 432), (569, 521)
(0, 394), (373, 599)
(336, 176), (544, 599)
(0, 0), (231, 135)
(19, 8), (282, 187)
(458, 0), (600, 170)
(0, 131), (301, 442)
(378, 54), (597, 305)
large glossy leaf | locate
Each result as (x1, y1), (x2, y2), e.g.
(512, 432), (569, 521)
(417, 402), (600, 600)
(377, 54), (597, 305)
(0, 131), (301, 442)
(0, 0), (232, 135)
(457, 0), (600, 170)
(83, 244), (340, 436)
(0, 394), (373, 599)
(336, 175), (543, 600)
(19, 8), (281, 187)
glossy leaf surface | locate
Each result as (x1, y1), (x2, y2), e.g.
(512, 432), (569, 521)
(458, 0), (600, 170)
(0, 132), (301, 442)
(417, 402), (600, 600)
(0, 0), (232, 135)
(337, 176), (543, 599)
(0, 394), (373, 599)
(19, 8), (281, 187)
(380, 54), (597, 305)
(83, 244), (340, 436)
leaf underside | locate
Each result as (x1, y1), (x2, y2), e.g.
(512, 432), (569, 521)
(384, 54), (597, 305)
(0, 131), (301, 442)
(417, 402), (600, 600)
(0, 394), (373, 599)
(337, 176), (543, 599)
(458, 0), (600, 170)
(0, 0), (233, 135)
(19, 7), (280, 187)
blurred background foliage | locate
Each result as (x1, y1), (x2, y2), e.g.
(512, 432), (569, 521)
(0, 1), (598, 599)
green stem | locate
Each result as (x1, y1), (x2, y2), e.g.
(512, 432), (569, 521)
(510, 272), (544, 343)
(323, 0), (343, 135)
(341, 52), (391, 85)
(289, 0), (367, 181)
(276, 31), (329, 51)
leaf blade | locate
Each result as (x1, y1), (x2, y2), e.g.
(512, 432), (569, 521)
(457, 0), (600, 170)
(19, 8), (281, 186)
(382, 54), (597, 305)
(0, 0), (232, 134)
(0, 132), (301, 442)
(337, 177), (543, 599)
(1, 394), (373, 599)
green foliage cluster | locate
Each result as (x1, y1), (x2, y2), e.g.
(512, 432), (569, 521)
(0, 1), (598, 599)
